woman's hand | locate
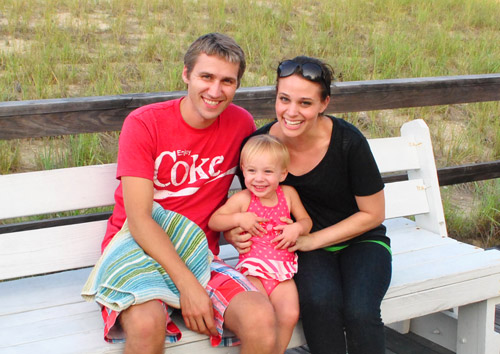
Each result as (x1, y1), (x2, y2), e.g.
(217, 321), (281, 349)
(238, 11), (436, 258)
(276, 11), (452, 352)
(288, 234), (317, 252)
(272, 222), (301, 250)
(223, 227), (253, 254)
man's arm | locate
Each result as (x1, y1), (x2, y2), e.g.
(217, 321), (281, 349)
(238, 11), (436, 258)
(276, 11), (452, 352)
(121, 176), (218, 336)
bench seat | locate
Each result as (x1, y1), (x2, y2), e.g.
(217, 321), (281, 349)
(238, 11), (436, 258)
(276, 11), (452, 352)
(2, 218), (499, 353)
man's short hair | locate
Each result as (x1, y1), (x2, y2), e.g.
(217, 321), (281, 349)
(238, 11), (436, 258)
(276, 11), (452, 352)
(184, 33), (246, 87)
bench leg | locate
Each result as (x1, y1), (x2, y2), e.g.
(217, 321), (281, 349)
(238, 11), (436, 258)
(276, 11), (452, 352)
(386, 320), (411, 334)
(456, 296), (500, 354)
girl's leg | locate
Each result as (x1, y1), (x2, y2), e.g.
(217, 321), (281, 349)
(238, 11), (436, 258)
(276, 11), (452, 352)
(245, 275), (267, 295)
(339, 242), (392, 354)
(294, 249), (346, 354)
(269, 279), (300, 354)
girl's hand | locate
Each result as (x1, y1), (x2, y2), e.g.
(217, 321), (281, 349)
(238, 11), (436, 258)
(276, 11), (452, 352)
(238, 212), (267, 236)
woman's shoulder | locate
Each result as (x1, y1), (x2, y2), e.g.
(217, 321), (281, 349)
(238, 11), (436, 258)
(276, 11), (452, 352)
(328, 115), (365, 137)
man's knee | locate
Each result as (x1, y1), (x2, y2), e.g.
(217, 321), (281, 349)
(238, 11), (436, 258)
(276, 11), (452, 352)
(225, 291), (278, 347)
(120, 301), (166, 340)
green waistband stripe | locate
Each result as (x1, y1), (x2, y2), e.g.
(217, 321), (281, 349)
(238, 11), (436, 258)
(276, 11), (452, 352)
(323, 240), (392, 255)
(323, 244), (349, 252)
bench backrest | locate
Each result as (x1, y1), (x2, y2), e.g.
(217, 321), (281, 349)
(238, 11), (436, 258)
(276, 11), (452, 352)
(0, 119), (446, 281)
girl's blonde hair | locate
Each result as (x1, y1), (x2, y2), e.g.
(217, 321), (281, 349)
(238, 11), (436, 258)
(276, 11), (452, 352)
(240, 135), (290, 170)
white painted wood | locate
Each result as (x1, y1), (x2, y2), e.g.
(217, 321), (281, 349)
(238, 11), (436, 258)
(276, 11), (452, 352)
(409, 310), (458, 351)
(388, 250), (500, 298)
(0, 221), (105, 280)
(386, 320), (411, 334)
(0, 163), (118, 219)
(456, 296), (500, 354)
(384, 179), (429, 219)
(368, 136), (420, 173)
(382, 271), (500, 325)
(385, 219), (452, 254)
(401, 120), (448, 237)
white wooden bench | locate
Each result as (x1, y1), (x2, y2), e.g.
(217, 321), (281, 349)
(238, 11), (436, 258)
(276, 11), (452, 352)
(1, 119), (499, 354)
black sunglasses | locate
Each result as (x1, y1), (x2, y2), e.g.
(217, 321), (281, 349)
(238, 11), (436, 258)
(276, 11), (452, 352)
(277, 60), (324, 83)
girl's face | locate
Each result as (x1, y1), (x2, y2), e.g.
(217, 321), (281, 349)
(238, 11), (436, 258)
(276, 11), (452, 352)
(275, 74), (330, 138)
(242, 152), (287, 202)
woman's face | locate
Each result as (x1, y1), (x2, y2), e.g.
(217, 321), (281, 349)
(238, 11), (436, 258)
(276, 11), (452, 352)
(275, 74), (330, 138)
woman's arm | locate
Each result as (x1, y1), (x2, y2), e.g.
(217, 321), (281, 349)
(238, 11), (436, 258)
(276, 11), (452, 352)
(289, 189), (385, 252)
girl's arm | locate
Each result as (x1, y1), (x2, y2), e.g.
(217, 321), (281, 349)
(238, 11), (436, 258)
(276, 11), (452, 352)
(208, 190), (266, 236)
(289, 189), (385, 252)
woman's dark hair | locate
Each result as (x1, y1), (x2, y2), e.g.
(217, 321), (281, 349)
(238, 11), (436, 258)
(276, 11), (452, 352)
(276, 55), (334, 101)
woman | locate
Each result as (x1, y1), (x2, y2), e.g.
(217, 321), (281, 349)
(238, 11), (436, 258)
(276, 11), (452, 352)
(227, 56), (392, 354)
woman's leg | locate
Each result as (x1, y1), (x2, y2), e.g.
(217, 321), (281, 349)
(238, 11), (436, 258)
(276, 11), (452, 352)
(294, 249), (346, 354)
(270, 279), (300, 354)
(339, 242), (392, 354)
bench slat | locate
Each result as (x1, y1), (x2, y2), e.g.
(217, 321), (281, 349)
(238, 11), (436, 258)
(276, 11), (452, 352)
(382, 274), (500, 325)
(368, 136), (420, 173)
(0, 164), (119, 220)
(383, 179), (429, 219)
(0, 221), (105, 280)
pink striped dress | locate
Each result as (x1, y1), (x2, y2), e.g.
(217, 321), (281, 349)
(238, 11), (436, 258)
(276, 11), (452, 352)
(236, 186), (298, 285)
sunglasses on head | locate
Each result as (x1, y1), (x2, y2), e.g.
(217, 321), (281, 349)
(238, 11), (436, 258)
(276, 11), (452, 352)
(277, 60), (324, 83)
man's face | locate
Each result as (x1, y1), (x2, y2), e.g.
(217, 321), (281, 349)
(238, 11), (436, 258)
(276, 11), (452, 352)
(181, 53), (240, 129)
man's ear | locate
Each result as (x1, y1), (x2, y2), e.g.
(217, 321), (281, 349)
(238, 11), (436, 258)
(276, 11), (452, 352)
(182, 66), (190, 84)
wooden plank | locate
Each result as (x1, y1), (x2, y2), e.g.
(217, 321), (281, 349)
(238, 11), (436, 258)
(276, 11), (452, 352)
(382, 272), (500, 325)
(1, 160), (496, 234)
(368, 137), (420, 174)
(0, 164), (118, 219)
(0, 268), (92, 316)
(1, 74), (500, 139)
(387, 250), (500, 298)
(391, 242), (483, 271)
(0, 285), (305, 354)
(0, 221), (105, 280)
(384, 179), (429, 219)
(438, 160), (500, 186)
(386, 224), (453, 255)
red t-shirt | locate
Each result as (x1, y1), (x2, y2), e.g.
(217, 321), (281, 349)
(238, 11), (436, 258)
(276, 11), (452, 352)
(102, 98), (255, 255)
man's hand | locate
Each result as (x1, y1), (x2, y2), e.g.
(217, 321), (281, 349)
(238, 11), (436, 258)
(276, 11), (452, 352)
(179, 279), (218, 337)
(224, 227), (253, 254)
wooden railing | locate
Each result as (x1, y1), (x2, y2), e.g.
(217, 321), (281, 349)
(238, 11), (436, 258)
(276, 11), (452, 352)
(1, 74), (500, 139)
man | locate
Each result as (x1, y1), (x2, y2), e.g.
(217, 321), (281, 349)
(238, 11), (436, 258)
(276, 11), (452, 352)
(101, 33), (279, 354)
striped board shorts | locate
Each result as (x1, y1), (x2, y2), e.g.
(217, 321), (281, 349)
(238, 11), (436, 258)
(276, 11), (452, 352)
(101, 257), (258, 347)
